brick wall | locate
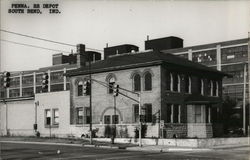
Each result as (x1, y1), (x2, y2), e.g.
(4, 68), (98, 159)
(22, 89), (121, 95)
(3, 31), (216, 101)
(70, 66), (161, 125)
(163, 123), (187, 138)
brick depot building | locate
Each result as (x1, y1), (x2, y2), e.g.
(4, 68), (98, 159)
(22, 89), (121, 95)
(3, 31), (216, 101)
(0, 37), (233, 138)
(67, 41), (226, 138)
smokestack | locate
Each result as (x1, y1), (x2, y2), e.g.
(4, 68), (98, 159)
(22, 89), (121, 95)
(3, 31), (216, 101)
(76, 44), (86, 67)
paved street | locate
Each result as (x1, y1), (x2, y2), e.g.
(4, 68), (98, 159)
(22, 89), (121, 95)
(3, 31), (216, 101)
(0, 142), (249, 160)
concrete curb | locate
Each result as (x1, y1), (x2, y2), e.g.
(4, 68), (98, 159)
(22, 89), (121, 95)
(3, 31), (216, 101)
(0, 140), (83, 147)
(126, 147), (213, 152)
(1, 141), (124, 149)
(2, 140), (248, 152)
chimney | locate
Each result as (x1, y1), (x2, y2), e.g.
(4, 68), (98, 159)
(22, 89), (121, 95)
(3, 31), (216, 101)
(76, 44), (86, 67)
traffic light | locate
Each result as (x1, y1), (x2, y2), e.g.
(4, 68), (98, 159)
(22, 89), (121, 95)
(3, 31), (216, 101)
(83, 80), (90, 95)
(3, 71), (10, 88)
(113, 84), (119, 96)
(42, 73), (49, 90)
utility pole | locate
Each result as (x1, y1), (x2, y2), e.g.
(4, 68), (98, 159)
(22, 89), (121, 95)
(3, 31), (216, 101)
(243, 63), (246, 135)
(112, 95), (116, 144)
(89, 57), (93, 145)
(138, 94), (142, 147)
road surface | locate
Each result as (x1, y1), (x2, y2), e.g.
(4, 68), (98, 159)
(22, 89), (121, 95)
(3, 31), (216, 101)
(0, 142), (249, 160)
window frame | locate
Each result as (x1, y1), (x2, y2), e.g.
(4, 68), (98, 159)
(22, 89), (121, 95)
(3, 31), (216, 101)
(76, 107), (83, 124)
(194, 105), (202, 123)
(133, 74), (141, 92)
(52, 108), (59, 125)
(45, 109), (51, 126)
(104, 115), (111, 124)
(144, 72), (152, 91)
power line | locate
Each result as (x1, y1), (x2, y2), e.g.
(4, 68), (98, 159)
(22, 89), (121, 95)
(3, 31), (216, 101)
(0, 29), (104, 52)
(1, 29), (75, 47)
(1, 39), (71, 53)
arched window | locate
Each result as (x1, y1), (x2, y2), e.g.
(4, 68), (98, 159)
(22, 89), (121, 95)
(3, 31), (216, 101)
(108, 77), (115, 94)
(144, 72), (152, 91)
(134, 74), (141, 91)
(77, 81), (83, 96)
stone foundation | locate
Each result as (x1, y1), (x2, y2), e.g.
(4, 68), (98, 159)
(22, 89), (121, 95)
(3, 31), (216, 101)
(163, 123), (187, 138)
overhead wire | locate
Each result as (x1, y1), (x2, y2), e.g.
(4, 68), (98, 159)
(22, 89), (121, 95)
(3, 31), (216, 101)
(1, 39), (71, 53)
(0, 29), (104, 52)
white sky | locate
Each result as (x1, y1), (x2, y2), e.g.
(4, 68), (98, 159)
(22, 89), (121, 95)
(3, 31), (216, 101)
(0, 0), (249, 72)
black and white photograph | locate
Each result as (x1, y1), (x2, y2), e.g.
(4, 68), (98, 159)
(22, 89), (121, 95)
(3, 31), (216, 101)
(0, 0), (249, 159)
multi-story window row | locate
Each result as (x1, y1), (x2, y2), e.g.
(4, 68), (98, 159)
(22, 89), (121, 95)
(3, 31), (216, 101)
(0, 68), (74, 99)
(174, 44), (248, 68)
(166, 72), (218, 96)
(75, 70), (154, 97)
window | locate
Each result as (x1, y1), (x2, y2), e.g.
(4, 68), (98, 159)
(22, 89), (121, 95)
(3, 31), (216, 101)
(172, 73), (180, 92)
(166, 104), (172, 123)
(207, 80), (212, 96)
(112, 115), (119, 124)
(212, 81), (217, 96)
(50, 71), (63, 83)
(192, 50), (216, 64)
(133, 74), (141, 91)
(195, 106), (202, 123)
(78, 81), (83, 96)
(166, 104), (180, 123)
(76, 107), (83, 124)
(173, 105), (180, 123)
(22, 75), (33, 86)
(198, 78), (204, 95)
(45, 109), (51, 125)
(133, 104), (139, 122)
(205, 106), (211, 123)
(221, 46), (248, 63)
(85, 107), (91, 124)
(216, 82), (219, 96)
(104, 115), (111, 124)
(144, 104), (152, 122)
(53, 109), (59, 125)
(108, 77), (115, 94)
(166, 72), (171, 91)
(184, 75), (191, 93)
(9, 89), (20, 98)
(10, 77), (20, 88)
(144, 72), (152, 91)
